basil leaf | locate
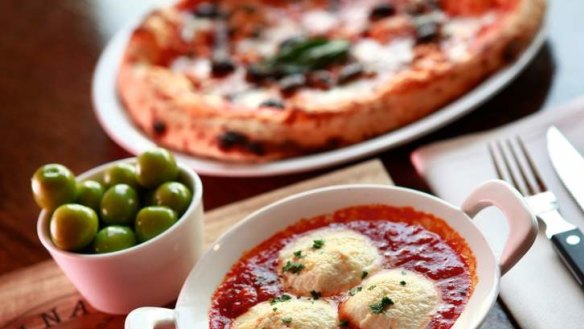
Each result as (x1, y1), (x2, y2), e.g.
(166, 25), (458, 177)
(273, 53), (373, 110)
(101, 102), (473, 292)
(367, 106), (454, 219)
(276, 38), (330, 63)
(296, 39), (350, 70)
(270, 38), (350, 74)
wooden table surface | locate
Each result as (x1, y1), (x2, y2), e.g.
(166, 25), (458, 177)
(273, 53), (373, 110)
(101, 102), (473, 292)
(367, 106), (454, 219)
(1, 0), (583, 328)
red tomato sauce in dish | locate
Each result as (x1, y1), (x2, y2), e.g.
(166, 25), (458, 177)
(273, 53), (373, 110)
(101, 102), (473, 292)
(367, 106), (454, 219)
(209, 205), (477, 329)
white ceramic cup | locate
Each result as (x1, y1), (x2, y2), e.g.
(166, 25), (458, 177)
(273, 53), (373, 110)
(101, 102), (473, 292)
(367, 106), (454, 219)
(37, 158), (204, 314)
(125, 181), (538, 329)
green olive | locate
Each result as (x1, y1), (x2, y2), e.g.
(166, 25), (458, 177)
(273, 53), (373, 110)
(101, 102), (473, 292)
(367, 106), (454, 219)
(76, 180), (104, 212)
(136, 148), (179, 188)
(100, 184), (140, 225)
(31, 164), (77, 209)
(93, 226), (137, 254)
(152, 182), (192, 216)
(50, 204), (98, 251)
(135, 206), (177, 242)
(103, 163), (139, 189)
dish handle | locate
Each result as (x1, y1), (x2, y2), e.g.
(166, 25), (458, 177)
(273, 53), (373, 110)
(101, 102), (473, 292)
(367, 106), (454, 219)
(125, 307), (175, 329)
(461, 180), (538, 275)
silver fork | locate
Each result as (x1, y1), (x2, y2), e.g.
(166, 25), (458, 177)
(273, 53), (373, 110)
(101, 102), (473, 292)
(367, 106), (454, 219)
(489, 136), (584, 286)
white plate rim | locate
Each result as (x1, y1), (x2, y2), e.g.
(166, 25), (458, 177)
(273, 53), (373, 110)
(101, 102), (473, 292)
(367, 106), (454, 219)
(92, 12), (546, 177)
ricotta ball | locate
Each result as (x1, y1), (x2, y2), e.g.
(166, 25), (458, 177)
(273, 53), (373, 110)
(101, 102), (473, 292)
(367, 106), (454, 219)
(231, 297), (338, 329)
(340, 269), (441, 329)
(278, 228), (382, 296)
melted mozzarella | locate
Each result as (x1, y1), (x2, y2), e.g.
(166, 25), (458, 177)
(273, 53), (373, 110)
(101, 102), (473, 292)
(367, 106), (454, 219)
(180, 13), (213, 42)
(235, 16), (299, 59)
(302, 10), (338, 35)
(279, 228), (382, 296)
(170, 57), (210, 79)
(297, 81), (376, 109)
(236, 38), (275, 58)
(232, 298), (338, 329)
(444, 12), (497, 40)
(337, 1), (375, 35)
(352, 38), (415, 72)
(202, 69), (251, 96)
(341, 269), (441, 329)
(230, 89), (278, 108)
(443, 12), (497, 61)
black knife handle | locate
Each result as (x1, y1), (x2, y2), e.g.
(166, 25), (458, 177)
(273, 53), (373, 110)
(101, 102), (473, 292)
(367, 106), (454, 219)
(551, 228), (584, 286)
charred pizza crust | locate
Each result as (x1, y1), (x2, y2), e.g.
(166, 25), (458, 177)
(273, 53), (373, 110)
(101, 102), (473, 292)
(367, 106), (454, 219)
(118, 0), (546, 162)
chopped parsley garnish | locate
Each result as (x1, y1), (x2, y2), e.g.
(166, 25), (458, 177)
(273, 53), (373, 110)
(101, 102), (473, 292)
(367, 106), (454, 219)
(270, 294), (292, 305)
(282, 317), (293, 325)
(400, 280), (407, 286)
(272, 307), (278, 312)
(282, 261), (305, 274)
(293, 250), (303, 258)
(340, 319), (349, 327)
(310, 290), (321, 300)
(369, 296), (394, 314)
(312, 239), (324, 249)
(349, 286), (362, 296)
(361, 271), (368, 279)
(367, 285), (377, 291)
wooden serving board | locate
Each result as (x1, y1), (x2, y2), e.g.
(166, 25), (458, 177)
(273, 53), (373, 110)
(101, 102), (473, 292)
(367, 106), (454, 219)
(0, 160), (392, 329)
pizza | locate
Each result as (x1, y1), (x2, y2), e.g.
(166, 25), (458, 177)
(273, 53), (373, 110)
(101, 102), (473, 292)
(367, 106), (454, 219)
(118, 0), (546, 163)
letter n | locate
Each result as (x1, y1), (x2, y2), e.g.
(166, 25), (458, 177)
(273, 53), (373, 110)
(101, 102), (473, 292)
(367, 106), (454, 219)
(41, 308), (61, 328)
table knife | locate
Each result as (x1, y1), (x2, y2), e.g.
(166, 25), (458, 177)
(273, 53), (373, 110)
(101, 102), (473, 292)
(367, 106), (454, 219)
(546, 126), (584, 286)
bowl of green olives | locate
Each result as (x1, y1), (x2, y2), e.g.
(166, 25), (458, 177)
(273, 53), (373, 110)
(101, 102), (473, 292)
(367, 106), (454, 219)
(34, 148), (204, 314)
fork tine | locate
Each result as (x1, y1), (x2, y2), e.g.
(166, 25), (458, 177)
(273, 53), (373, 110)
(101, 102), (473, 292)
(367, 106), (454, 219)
(489, 140), (528, 195)
(488, 143), (505, 180)
(506, 137), (539, 195)
(488, 136), (548, 197)
(516, 136), (547, 193)
(498, 139), (531, 196)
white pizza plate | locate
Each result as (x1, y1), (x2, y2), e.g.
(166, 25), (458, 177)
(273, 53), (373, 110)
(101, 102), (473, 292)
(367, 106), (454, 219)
(92, 12), (546, 177)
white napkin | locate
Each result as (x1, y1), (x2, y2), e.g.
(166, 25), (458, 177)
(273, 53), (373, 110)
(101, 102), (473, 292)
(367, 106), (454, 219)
(412, 99), (584, 329)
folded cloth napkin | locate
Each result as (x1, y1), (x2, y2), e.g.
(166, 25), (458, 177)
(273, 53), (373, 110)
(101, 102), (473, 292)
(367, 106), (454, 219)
(412, 99), (584, 329)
